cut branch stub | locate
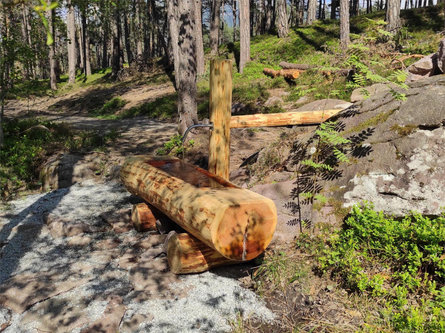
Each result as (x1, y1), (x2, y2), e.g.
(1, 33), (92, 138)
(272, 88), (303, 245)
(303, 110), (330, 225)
(131, 202), (157, 232)
(120, 156), (277, 261)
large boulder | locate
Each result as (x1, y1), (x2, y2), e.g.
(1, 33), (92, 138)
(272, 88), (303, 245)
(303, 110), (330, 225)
(278, 75), (445, 227)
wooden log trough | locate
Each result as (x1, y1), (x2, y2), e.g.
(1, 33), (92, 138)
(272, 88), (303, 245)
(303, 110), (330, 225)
(120, 156), (277, 261)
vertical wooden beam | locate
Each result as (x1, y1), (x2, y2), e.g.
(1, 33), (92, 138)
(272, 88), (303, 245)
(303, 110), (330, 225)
(209, 59), (232, 180)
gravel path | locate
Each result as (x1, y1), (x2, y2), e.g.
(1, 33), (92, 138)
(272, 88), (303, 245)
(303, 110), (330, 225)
(0, 181), (274, 332)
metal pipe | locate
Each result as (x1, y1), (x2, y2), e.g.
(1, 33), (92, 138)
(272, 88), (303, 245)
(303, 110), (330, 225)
(182, 123), (214, 144)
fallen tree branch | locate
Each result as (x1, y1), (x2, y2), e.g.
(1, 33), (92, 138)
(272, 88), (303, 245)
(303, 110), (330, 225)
(263, 68), (302, 80)
(279, 62), (315, 70)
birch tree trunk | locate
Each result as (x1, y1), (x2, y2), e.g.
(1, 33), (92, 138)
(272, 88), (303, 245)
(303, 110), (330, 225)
(239, 0), (250, 74)
(67, 0), (76, 84)
(195, 0), (205, 75)
(277, 0), (289, 37)
(340, 0), (350, 50)
(307, 0), (317, 24)
(210, 0), (222, 55)
(47, 0), (57, 90)
(386, 0), (401, 33)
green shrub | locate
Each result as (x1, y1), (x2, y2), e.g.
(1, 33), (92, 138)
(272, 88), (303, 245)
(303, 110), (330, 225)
(311, 203), (445, 331)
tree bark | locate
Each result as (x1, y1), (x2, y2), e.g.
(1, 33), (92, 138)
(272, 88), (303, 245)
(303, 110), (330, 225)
(239, 0), (250, 74)
(340, 0), (350, 50)
(195, 0), (205, 75)
(167, 0), (180, 87)
(177, 0), (198, 133)
(263, 68), (302, 79)
(386, 0), (401, 33)
(131, 203), (158, 232)
(276, 0), (289, 37)
(232, 0), (237, 42)
(120, 157), (277, 261)
(123, 10), (133, 64)
(111, 5), (123, 78)
(210, 0), (222, 56)
(67, 0), (76, 83)
(307, 0), (317, 24)
(47, 0), (57, 90)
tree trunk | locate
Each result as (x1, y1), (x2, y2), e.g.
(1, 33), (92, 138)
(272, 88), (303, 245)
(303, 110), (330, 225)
(331, 0), (337, 19)
(111, 6), (123, 78)
(67, 0), (76, 83)
(265, 0), (272, 31)
(48, 0), (57, 90)
(135, 0), (144, 58)
(307, 0), (317, 24)
(123, 10), (133, 64)
(239, 0), (250, 74)
(277, 0), (289, 37)
(167, 0), (180, 87)
(232, 0), (237, 42)
(195, 0), (205, 75)
(177, 0), (198, 134)
(210, 0), (222, 56)
(340, 0), (350, 50)
(386, 0), (401, 33)
(120, 157), (277, 261)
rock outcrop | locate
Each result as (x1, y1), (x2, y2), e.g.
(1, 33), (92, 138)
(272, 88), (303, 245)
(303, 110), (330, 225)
(406, 39), (445, 82)
(264, 75), (445, 229)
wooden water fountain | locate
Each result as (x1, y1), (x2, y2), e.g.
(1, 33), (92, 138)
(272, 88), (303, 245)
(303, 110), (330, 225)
(121, 60), (344, 274)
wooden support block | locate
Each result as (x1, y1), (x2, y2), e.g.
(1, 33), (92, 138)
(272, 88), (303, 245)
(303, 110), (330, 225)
(229, 109), (343, 128)
(131, 203), (157, 232)
(209, 59), (232, 181)
(167, 232), (238, 274)
(120, 157), (277, 261)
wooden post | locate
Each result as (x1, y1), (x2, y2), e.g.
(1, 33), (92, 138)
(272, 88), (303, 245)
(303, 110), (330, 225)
(209, 59), (232, 180)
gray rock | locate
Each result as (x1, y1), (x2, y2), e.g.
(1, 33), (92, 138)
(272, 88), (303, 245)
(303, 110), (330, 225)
(264, 96), (284, 107)
(438, 38), (445, 73)
(350, 83), (391, 103)
(296, 99), (352, 111)
(263, 75), (445, 227)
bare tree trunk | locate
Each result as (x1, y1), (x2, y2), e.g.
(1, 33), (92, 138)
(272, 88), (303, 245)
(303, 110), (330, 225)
(111, 6), (123, 78)
(177, 0), (198, 134)
(331, 0), (337, 18)
(67, 0), (76, 83)
(195, 0), (205, 75)
(277, 0), (289, 37)
(47, 0), (57, 90)
(123, 10), (133, 64)
(135, 0), (144, 58)
(210, 0), (222, 55)
(21, 4), (32, 80)
(239, 0), (250, 74)
(265, 0), (272, 31)
(340, 0), (350, 50)
(232, 0), (237, 42)
(307, 0), (317, 24)
(386, 0), (401, 33)
(167, 0), (180, 88)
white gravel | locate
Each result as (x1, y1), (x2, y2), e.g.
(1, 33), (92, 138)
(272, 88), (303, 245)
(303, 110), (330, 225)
(0, 181), (275, 332)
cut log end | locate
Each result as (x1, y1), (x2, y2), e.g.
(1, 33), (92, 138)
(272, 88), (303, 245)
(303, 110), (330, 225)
(131, 203), (157, 232)
(167, 232), (239, 274)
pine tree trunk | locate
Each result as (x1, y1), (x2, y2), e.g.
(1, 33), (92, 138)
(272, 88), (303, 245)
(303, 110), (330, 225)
(277, 0), (289, 37)
(265, 0), (272, 31)
(123, 11), (133, 64)
(177, 0), (198, 134)
(111, 7), (122, 78)
(307, 0), (317, 24)
(340, 0), (350, 50)
(331, 0), (337, 19)
(210, 0), (222, 55)
(167, 0), (180, 88)
(48, 1), (57, 90)
(195, 0), (205, 75)
(239, 0), (250, 74)
(232, 0), (237, 42)
(67, 0), (76, 83)
(386, 0), (401, 33)
(135, 0), (144, 58)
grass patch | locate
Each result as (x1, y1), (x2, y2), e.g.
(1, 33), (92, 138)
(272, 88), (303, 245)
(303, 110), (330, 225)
(118, 94), (177, 120)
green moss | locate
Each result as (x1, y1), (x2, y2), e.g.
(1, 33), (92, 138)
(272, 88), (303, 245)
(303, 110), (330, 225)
(390, 124), (418, 137)
(343, 109), (396, 136)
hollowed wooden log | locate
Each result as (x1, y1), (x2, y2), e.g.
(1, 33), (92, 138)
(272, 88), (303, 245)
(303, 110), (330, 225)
(120, 156), (277, 261)
(166, 232), (238, 274)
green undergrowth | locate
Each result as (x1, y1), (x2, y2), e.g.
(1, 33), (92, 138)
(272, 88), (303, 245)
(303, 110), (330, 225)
(0, 118), (119, 200)
(296, 203), (445, 332)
